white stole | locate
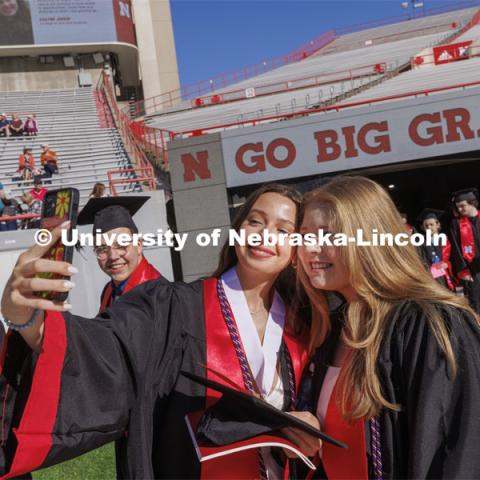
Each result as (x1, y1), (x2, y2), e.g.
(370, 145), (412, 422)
(221, 266), (285, 397)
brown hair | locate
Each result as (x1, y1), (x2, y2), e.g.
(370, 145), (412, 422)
(213, 183), (302, 276)
(0, 1), (33, 44)
(212, 183), (309, 334)
(295, 175), (478, 419)
(90, 182), (106, 198)
(455, 198), (479, 210)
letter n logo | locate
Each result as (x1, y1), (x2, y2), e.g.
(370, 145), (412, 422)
(181, 150), (212, 182)
(119, 1), (131, 17)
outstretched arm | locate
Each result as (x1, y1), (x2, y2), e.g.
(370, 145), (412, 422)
(1, 221), (75, 352)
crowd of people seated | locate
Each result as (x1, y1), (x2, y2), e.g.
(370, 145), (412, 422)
(0, 178), (47, 231)
(0, 181), (110, 231)
(0, 113), (37, 137)
(15, 144), (59, 181)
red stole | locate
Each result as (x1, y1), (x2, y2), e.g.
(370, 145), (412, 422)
(321, 383), (368, 480)
(202, 277), (309, 479)
(100, 256), (161, 311)
(459, 213), (480, 263)
(442, 239), (455, 291)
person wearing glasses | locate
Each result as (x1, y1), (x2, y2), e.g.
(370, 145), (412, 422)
(77, 196), (161, 312)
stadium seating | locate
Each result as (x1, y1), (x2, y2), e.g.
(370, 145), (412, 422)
(317, 7), (477, 55)
(147, 7), (478, 135)
(0, 87), (137, 206)
(337, 56), (480, 105)
(453, 23), (480, 41)
(340, 23), (480, 104)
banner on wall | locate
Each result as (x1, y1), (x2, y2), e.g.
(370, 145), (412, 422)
(0, 0), (136, 47)
(219, 89), (480, 188)
(433, 41), (472, 65)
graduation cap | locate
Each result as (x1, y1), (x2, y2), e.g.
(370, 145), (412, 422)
(181, 371), (347, 449)
(417, 208), (444, 223)
(77, 196), (149, 233)
(452, 187), (479, 204)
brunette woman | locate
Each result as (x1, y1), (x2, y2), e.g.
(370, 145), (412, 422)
(89, 182), (109, 198)
(0, 184), (312, 479)
(0, 0), (34, 45)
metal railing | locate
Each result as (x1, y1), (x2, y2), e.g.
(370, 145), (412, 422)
(97, 73), (163, 189)
(173, 79), (480, 138)
(125, 0), (480, 120)
(334, 0), (480, 35)
(125, 29), (336, 119)
(187, 63), (387, 109)
(0, 214), (40, 222)
(107, 167), (156, 197)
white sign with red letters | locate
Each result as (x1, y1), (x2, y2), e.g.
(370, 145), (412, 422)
(220, 88), (480, 188)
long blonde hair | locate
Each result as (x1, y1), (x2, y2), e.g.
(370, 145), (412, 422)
(297, 176), (478, 419)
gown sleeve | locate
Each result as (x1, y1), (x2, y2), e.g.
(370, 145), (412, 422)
(397, 302), (480, 479)
(0, 277), (180, 479)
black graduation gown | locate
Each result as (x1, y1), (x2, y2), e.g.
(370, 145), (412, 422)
(0, 277), (306, 479)
(449, 216), (480, 312)
(300, 301), (480, 479)
(420, 243), (454, 291)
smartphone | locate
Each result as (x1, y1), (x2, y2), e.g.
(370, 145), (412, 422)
(35, 188), (80, 302)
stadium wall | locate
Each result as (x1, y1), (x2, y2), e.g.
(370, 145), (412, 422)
(0, 0), (179, 101)
(0, 56), (105, 91)
(169, 133), (230, 282)
(132, 0), (180, 101)
(168, 87), (480, 279)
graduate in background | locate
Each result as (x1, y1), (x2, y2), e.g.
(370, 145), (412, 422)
(399, 212), (416, 235)
(0, 184), (312, 479)
(77, 196), (161, 312)
(417, 208), (455, 291)
(286, 177), (480, 479)
(449, 188), (480, 313)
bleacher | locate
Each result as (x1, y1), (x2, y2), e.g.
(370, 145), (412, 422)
(317, 7), (477, 55)
(147, 6), (477, 135)
(337, 56), (480, 106)
(0, 87), (137, 206)
(452, 22), (480, 41)
(339, 18), (480, 105)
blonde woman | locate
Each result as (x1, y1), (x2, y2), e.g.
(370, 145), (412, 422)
(288, 176), (480, 479)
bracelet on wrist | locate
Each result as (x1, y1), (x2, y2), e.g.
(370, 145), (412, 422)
(2, 309), (41, 331)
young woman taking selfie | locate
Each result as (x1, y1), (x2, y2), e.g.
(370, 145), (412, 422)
(0, 184), (312, 479)
(288, 176), (480, 479)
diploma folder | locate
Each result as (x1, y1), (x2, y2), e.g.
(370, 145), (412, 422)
(181, 370), (347, 452)
(185, 412), (318, 470)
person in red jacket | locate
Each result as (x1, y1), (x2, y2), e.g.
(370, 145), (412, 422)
(29, 177), (48, 202)
(77, 196), (161, 312)
(17, 147), (35, 181)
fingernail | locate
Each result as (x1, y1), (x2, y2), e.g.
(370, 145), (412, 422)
(63, 281), (75, 289)
(68, 266), (79, 274)
(62, 303), (72, 310)
(60, 221), (71, 228)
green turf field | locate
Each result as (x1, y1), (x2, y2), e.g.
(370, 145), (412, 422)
(32, 442), (115, 480)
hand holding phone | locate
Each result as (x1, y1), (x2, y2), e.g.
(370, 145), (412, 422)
(35, 188), (80, 302)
